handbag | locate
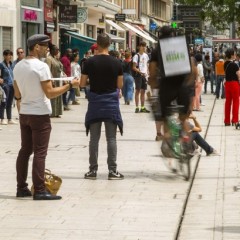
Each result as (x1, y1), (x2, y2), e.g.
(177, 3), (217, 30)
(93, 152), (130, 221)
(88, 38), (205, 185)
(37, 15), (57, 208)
(0, 86), (4, 102)
(31, 169), (62, 195)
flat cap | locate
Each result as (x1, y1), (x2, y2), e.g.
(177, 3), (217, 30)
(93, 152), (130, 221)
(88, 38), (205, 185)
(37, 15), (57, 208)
(27, 34), (50, 48)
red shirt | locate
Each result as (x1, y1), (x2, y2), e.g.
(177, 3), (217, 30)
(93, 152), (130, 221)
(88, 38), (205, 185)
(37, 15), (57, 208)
(61, 55), (71, 77)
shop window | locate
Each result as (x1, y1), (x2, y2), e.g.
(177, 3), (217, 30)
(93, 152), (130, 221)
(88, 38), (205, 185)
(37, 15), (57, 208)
(87, 25), (94, 38)
(142, 0), (148, 15)
(150, 0), (161, 17)
(161, 2), (166, 19)
(2, 27), (13, 51)
(22, 22), (40, 54)
(21, 0), (40, 8)
(97, 28), (104, 35)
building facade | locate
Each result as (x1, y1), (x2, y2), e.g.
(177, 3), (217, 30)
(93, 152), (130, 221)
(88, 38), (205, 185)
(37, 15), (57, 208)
(173, 4), (203, 44)
(20, 0), (45, 53)
(0, 0), (18, 61)
(0, 0), (174, 60)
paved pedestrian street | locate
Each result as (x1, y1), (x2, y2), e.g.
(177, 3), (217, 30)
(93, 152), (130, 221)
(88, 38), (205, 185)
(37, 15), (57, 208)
(0, 94), (240, 240)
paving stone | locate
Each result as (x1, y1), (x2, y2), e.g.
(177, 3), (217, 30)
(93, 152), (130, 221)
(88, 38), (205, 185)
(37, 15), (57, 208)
(0, 94), (232, 240)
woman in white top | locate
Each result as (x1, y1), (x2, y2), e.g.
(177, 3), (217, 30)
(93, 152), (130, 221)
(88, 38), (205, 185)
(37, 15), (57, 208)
(71, 53), (81, 78)
(193, 54), (204, 111)
(69, 52), (81, 105)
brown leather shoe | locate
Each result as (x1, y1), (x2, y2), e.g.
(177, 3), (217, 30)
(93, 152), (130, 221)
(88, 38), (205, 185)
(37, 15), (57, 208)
(16, 188), (32, 198)
(33, 191), (62, 200)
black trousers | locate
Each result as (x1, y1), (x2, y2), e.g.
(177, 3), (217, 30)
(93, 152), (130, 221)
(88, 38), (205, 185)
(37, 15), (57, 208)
(160, 81), (191, 118)
(16, 114), (52, 193)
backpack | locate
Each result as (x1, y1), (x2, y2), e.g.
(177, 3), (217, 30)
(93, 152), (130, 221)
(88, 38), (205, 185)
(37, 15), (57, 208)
(131, 53), (140, 78)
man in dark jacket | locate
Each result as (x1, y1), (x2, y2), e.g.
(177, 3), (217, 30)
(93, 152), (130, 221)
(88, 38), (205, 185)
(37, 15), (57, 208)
(80, 33), (124, 180)
(203, 55), (213, 94)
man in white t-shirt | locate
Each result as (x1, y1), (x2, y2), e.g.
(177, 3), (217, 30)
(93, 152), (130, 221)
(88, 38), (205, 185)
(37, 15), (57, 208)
(13, 34), (80, 200)
(132, 41), (150, 113)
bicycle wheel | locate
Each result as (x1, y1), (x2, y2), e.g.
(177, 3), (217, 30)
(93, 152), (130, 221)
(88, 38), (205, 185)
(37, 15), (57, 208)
(162, 157), (178, 173)
(161, 139), (177, 173)
(178, 153), (191, 181)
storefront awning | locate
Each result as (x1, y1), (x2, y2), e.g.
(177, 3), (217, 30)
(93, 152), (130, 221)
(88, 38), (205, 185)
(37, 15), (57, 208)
(134, 25), (158, 41)
(65, 31), (96, 44)
(105, 19), (125, 32)
(106, 33), (125, 43)
(65, 31), (96, 59)
(121, 22), (156, 43)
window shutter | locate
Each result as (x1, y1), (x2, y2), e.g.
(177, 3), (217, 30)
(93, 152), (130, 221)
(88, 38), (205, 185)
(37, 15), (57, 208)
(2, 27), (13, 51)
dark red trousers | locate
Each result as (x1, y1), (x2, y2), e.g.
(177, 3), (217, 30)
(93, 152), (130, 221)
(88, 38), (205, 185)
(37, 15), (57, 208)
(224, 81), (240, 124)
(16, 114), (51, 193)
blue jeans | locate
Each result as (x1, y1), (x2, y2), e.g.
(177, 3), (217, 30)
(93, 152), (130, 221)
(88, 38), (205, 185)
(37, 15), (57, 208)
(63, 89), (76, 106)
(0, 84), (14, 120)
(191, 131), (213, 155)
(67, 88), (76, 102)
(204, 74), (214, 93)
(123, 73), (134, 102)
(89, 121), (117, 171)
(215, 75), (225, 98)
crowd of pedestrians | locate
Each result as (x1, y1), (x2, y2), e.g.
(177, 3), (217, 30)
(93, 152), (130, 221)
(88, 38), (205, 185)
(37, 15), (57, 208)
(190, 45), (240, 127)
(2, 28), (238, 201)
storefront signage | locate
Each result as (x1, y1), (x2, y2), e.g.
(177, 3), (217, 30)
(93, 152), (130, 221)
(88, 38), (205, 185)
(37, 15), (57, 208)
(59, 5), (77, 23)
(77, 7), (88, 23)
(21, 6), (43, 23)
(24, 10), (38, 21)
(44, 0), (53, 22)
(99, 19), (105, 26)
(194, 38), (204, 44)
(150, 22), (157, 30)
(115, 14), (126, 22)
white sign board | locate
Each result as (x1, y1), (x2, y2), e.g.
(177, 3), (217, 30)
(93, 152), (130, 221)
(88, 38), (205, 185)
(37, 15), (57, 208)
(159, 36), (191, 77)
(122, 9), (136, 15)
(202, 47), (212, 62)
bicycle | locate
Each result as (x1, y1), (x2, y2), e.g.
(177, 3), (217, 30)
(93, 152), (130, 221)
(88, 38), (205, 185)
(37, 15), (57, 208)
(161, 105), (193, 181)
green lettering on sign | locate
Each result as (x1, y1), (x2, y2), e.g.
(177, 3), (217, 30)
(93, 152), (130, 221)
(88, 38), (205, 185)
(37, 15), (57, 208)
(171, 22), (178, 28)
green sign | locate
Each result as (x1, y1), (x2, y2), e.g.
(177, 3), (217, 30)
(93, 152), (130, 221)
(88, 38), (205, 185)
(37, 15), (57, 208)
(171, 22), (178, 28)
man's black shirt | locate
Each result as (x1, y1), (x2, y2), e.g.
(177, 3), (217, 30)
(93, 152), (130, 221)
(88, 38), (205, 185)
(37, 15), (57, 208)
(82, 55), (123, 94)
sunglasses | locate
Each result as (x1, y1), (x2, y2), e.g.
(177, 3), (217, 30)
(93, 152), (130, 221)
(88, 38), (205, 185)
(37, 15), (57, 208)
(17, 51), (24, 54)
(38, 43), (49, 47)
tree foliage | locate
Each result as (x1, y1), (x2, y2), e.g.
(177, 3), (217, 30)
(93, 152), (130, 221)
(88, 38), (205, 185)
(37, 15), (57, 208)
(178, 0), (240, 30)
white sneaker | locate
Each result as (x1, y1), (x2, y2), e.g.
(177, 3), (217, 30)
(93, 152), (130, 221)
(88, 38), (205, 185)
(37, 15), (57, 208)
(1, 119), (8, 125)
(207, 149), (220, 156)
(8, 119), (17, 124)
(200, 103), (205, 106)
